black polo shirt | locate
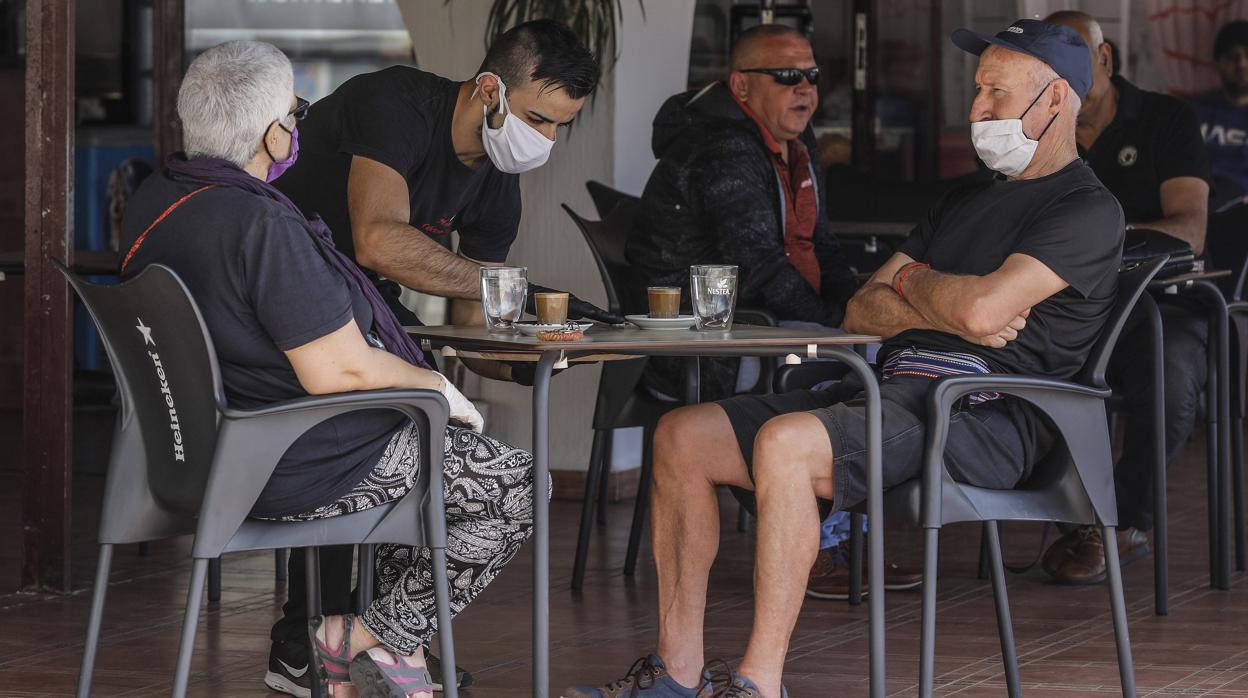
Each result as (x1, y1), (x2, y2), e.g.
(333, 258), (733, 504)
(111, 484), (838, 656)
(1079, 75), (1210, 222)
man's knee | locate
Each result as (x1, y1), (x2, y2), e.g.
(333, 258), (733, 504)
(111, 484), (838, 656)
(752, 413), (834, 494)
(653, 403), (749, 487)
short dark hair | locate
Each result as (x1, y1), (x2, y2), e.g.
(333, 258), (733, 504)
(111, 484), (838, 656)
(1215, 20), (1248, 60)
(730, 24), (809, 70)
(478, 19), (600, 99)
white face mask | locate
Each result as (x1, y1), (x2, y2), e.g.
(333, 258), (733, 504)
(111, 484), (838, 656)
(970, 81), (1057, 177)
(474, 72), (555, 174)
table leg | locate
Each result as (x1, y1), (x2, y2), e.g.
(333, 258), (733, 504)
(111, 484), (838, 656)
(532, 351), (558, 698)
(684, 356), (700, 405)
(818, 346), (884, 698)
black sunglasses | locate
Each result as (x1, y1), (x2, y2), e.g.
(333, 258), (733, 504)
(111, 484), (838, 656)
(739, 67), (820, 86)
(289, 96), (310, 121)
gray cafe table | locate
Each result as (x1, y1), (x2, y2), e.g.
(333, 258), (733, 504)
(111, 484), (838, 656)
(405, 323), (887, 698)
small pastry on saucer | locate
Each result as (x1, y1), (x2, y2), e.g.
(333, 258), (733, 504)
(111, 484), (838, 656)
(536, 324), (585, 342)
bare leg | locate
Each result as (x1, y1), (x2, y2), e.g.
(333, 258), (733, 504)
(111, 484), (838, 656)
(738, 413), (835, 697)
(652, 404), (756, 688)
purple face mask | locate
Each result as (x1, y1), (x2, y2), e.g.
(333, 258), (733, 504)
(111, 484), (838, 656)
(264, 124), (299, 182)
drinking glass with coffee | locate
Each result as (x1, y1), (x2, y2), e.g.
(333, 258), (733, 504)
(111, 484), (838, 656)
(647, 286), (681, 319)
(535, 291), (570, 325)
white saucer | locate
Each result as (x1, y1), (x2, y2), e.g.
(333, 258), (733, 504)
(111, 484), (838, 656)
(514, 321), (593, 336)
(625, 314), (696, 330)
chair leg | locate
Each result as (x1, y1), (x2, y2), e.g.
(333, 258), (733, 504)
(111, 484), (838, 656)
(919, 527), (939, 698)
(430, 547), (459, 698)
(357, 544), (376, 609)
(171, 558), (209, 698)
(597, 429), (614, 527)
(1102, 525), (1137, 697)
(984, 522), (1022, 698)
(737, 503), (750, 532)
(624, 426), (655, 577)
(1235, 416), (1246, 571)
(848, 514), (864, 606)
(76, 544), (114, 698)
(207, 557), (222, 603)
(573, 429), (609, 590)
(274, 548), (288, 583)
(305, 548), (324, 698)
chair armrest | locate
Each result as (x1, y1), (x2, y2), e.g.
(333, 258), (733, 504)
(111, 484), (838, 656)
(193, 389), (449, 557)
(736, 307), (778, 327)
(919, 374), (1113, 527)
(772, 362), (850, 393)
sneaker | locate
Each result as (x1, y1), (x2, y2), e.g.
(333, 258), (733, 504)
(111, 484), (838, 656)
(265, 640), (313, 698)
(427, 651), (473, 691)
(264, 641), (470, 695)
(697, 661), (787, 698)
(563, 654), (704, 697)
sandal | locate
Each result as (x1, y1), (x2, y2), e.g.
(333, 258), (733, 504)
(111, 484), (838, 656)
(309, 614), (357, 686)
(349, 647), (435, 697)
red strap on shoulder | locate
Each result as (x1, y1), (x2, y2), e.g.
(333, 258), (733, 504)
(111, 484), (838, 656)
(120, 184), (219, 273)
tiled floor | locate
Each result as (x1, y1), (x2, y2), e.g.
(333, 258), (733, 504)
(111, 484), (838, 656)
(2, 428), (1247, 697)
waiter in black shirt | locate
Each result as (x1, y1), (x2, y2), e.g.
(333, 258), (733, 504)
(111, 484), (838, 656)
(265, 20), (611, 695)
(1042, 11), (1212, 586)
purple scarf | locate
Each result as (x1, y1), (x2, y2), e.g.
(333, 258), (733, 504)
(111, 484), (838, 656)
(164, 154), (431, 370)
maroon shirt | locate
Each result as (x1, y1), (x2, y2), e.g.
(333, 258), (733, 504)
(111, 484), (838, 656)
(734, 96), (822, 293)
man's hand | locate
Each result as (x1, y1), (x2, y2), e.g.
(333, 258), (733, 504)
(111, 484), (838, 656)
(526, 283), (624, 324)
(959, 309), (1029, 348)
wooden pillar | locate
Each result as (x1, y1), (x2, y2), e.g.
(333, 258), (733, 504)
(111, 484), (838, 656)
(153, 0), (185, 165)
(22, 0), (75, 593)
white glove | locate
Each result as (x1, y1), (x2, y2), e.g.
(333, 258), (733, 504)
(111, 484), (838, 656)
(434, 371), (484, 433)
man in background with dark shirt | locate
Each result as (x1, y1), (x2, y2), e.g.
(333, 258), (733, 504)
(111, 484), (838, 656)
(1192, 21), (1248, 208)
(568, 20), (1122, 697)
(1043, 11), (1211, 585)
(266, 20), (608, 696)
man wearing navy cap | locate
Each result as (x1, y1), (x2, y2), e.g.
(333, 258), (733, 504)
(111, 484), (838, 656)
(566, 19), (1123, 698)
(1041, 11), (1211, 586)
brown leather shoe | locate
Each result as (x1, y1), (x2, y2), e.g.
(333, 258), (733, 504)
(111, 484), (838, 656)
(1047, 526), (1151, 586)
(806, 543), (923, 600)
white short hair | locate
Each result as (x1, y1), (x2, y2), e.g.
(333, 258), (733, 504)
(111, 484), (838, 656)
(178, 41), (293, 167)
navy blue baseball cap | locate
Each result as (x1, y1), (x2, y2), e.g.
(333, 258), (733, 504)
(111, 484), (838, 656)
(952, 19), (1093, 100)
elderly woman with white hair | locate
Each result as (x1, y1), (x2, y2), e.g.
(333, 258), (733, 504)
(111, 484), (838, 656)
(119, 40), (541, 698)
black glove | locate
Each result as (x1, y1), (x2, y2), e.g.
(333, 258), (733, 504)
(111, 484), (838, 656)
(526, 283), (625, 325)
(507, 361), (570, 387)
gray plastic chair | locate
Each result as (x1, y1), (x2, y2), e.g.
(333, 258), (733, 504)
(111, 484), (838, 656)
(59, 262), (459, 698)
(777, 257), (1164, 696)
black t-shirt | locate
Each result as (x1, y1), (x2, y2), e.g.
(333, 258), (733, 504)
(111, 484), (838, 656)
(1080, 76), (1210, 222)
(887, 159), (1124, 382)
(121, 170), (407, 517)
(276, 66), (522, 264)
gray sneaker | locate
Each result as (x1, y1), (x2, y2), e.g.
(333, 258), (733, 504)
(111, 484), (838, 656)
(563, 655), (704, 697)
(697, 661), (788, 698)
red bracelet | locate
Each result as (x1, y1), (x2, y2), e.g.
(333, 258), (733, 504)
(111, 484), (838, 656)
(893, 262), (930, 301)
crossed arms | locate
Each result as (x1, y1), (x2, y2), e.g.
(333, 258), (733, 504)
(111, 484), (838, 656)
(842, 252), (1070, 347)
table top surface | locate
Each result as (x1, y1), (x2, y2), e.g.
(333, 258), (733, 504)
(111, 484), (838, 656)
(1151, 269), (1232, 287)
(828, 221), (914, 239)
(407, 324), (879, 353)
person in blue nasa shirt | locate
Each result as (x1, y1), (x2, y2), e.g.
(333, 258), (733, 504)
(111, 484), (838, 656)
(1193, 21), (1248, 209)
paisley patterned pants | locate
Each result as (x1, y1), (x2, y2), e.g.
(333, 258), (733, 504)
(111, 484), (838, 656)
(282, 423), (546, 655)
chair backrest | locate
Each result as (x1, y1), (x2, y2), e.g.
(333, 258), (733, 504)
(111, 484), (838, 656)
(1075, 255), (1168, 389)
(56, 260), (225, 515)
(585, 180), (639, 219)
(562, 202), (637, 316)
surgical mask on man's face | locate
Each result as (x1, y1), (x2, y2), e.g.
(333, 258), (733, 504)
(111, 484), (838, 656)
(474, 72), (555, 174)
(970, 81), (1058, 177)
